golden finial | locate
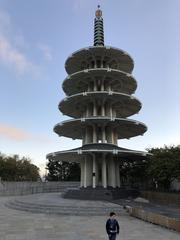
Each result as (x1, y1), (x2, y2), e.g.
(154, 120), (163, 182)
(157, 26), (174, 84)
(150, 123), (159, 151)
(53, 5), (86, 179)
(95, 5), (102, 18)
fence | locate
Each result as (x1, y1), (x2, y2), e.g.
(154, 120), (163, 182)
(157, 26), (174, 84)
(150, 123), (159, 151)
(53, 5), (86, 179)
(0, 181), (79, 196)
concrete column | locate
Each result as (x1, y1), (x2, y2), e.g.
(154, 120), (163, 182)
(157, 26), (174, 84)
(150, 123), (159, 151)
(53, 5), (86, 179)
(89, 81), (94, 91)
(88, 83), (91, 92)
(106, 126), (113, 144)
(84, 155), (92, 188)
(93, 125), (98, 143)
(115, 161), (121, 187)
(84, 157), (87, 188)
(105, 103), (108, 116)
(80, 161), (85, 187)
(105, 103), (113, 118)
(94, 80), (97, 91)
(101, 101), (105, 116)
(101, 79), (104, 91)
(101, 125), (106, 143)
(86, 105), (90, 117)
(98, 79), (101, 91)
(111, 131), (114, 144)
(113, 129), (118, 145)
(112, 107), (116, 118)
(93, 101), (97, 116)
(96, 159), (99, 186)
(101, 60), (103, 68)
(92, 154), (96, 188)
(108, 85), (112, 91)
(85, 126), (92, 144)
(110, 105), (113, 119)
(82, 111), (86, 118)
(106, 103), (111, 117)
(82, 130), (86, 145)
(94, 61), (97, 69)
(108, 156), (116, 188)
(85, 127), (87, 144)
(102, 154), (107, 188)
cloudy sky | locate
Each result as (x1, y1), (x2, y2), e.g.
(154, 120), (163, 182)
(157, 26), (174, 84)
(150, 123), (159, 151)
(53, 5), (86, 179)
(0, 0), (179, 175)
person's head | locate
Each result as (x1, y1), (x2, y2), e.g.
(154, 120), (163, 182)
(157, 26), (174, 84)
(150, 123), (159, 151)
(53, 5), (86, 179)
(109, 212), (116, 219)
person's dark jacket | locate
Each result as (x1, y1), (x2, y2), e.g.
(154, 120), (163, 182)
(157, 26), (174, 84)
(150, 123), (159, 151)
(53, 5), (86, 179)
(106, 218), (119, 235)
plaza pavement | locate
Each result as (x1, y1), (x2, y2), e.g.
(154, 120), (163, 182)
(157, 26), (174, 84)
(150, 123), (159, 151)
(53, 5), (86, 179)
(0, 193), (179, 240)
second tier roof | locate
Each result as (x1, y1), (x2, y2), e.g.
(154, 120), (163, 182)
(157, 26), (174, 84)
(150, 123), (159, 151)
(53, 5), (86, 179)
(54, 117), (147, 140)
(63, 68), (137, 96)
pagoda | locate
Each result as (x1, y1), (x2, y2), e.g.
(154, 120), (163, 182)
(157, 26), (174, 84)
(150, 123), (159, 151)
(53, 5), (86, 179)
(47, 6), (148, 189)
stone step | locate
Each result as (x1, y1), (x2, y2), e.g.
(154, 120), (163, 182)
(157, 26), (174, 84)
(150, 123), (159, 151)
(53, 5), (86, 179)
(7, 201), (123, 212)
(10, 199), (123, 210)
(63, 188), (140, 201)
(5, 200), (125, 216)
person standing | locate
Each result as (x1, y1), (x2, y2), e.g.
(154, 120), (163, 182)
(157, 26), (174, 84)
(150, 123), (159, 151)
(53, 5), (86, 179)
(106, 212), (120, 240)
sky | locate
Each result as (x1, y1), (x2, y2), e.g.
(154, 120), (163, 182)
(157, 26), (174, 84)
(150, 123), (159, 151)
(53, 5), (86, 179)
(0, 0), (180, 176)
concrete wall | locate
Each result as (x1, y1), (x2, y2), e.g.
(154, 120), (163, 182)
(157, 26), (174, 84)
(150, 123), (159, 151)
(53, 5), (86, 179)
(127, 206), (180, 232)
(0, 181), (79, 196)
(141, 191), (180, 205)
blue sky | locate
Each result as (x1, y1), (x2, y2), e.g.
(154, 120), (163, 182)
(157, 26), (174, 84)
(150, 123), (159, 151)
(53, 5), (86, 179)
(0, 0), (179, 175)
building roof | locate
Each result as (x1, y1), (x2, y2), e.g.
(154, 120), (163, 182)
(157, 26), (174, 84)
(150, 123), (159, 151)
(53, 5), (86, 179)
(62, 68), (137, 96)
(54, 117), (147, 140)
(46, 143), (150, 162)
(65, 46), (134, 75)
(59, 91), (141, 118)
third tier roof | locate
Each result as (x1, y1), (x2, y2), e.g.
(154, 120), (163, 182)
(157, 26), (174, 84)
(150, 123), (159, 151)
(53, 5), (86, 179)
(59, 91), (141, 118)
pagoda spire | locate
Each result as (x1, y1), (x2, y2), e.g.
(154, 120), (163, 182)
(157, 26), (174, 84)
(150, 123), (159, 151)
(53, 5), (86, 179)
(94, 5), (104, 46)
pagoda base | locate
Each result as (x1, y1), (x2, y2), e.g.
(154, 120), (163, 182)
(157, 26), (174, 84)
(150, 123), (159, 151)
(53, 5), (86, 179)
(63, 187), (140, 201)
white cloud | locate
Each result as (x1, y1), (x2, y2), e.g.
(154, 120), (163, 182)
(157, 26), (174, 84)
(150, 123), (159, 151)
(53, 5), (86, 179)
(39, 44), (53, 61)
(0, 122), (52, 143)
(0, 35), (36, 75)
(0, 8), (37, 75)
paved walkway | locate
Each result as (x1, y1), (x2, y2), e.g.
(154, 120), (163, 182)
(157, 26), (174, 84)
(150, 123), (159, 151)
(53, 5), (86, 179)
(0, 193), (179, 240)
(111, 198), (180, 219)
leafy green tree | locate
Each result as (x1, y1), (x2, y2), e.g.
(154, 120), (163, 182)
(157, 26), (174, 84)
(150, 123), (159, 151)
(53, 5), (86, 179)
(68, 162), (81, 181)
(46, 159), (80, 181)
(147, 145), (180, 191)
(119, 160), (148, 188)
(0, 153), (40, 181)
(118, 145), (180, 191)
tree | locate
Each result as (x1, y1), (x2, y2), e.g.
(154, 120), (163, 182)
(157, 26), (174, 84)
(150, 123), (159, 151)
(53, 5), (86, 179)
(118, 145), (180, 191)
(147, 145), (180, 191)
(0, 153), (40, 181)
(119, 160), (148, 188)
(46, 159), (80, 181)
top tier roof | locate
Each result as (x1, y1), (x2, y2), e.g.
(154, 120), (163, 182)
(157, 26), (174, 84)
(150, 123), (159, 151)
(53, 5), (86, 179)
(65, 46), (134, 75)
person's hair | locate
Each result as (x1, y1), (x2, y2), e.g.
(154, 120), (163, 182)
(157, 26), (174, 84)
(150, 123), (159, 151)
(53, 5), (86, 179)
(109, 212), (116, 217)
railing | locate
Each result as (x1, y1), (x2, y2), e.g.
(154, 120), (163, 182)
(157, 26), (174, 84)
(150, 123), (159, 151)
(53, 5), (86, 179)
(0, 181), (79, 196)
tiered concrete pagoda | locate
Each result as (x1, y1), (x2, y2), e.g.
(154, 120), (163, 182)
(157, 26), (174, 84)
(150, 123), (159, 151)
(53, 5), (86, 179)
(47, 6), (148, 189)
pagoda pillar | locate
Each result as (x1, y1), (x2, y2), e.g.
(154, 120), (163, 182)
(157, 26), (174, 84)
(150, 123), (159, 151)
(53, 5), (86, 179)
(115, 161), (121, 187)
(92, 154), (96, 188)
(102, 154), (107, 188)
(80, 161), (85, 187)
(84, 155), (92, 188)
(108, 156), (116, 187)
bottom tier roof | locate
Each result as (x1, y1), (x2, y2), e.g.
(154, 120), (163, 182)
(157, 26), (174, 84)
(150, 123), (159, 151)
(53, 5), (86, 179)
(46, 143), (150, 162)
